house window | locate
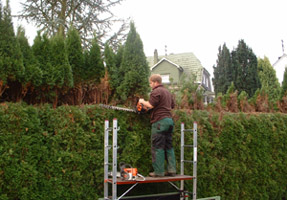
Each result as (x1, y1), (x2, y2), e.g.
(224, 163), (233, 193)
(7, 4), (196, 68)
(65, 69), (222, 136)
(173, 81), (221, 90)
(205, 75), (208, 86)
(161, 74), (170, 83)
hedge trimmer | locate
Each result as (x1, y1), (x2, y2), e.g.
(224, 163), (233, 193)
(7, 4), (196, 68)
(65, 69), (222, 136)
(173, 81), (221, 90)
(99, 101), (150, 114)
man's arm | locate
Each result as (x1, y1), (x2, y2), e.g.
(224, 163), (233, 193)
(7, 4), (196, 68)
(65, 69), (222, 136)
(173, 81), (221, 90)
(138, 98), (154, 109)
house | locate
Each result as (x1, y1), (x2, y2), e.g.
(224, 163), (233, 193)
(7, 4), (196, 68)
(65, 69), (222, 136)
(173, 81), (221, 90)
(273, 53), (287, 85)
(146, 49), (214, 104)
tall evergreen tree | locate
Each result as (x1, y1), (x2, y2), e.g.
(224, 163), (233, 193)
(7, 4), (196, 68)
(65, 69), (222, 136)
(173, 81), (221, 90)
(117, 22), (149, 101)
(0, 0), (6, 96)
(232, 39), (261, 98)
(50, 34), (73, 107)
(257, 56), (280, 102)
(0, 0), (24, 97)
(17, 26), (42, 88)
(50, 34), (73, 89)
(66, 26), (84, 85)
(84, 35), (105, 83)
(115, 44), (125, 85)
(104, 42), (118, 90)
(32, 32), (54, 89)
(213, 43), (233, 95)
(281, 67), (287, 98)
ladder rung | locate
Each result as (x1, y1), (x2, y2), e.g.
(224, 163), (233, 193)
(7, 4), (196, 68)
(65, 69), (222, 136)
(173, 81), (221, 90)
(182, 160), (194, 163)
(104, 162), (112, 166)
(183, 129), (193, 132)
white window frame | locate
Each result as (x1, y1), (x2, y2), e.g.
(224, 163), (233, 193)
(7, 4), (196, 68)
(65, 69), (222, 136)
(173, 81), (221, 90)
(161, 74), (170, 84)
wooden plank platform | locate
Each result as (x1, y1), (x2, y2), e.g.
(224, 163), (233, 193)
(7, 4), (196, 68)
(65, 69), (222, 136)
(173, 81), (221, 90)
(105, 175), (193, 185)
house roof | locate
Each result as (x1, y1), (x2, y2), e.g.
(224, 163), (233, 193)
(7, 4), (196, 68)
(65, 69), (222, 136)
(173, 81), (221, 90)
(151, 58), (184, 71)
(147, 52), (204, 82)
(272, 53), (287, 85)
(273, 53), (287, 66)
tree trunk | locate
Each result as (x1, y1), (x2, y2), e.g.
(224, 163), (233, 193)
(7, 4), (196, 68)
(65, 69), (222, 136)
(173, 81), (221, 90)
(58, 0), (67, 37)
(53, 88), (59, 108)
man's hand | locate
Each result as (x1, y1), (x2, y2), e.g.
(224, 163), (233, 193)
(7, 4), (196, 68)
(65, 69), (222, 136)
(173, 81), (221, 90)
(139, 98), (154, 109)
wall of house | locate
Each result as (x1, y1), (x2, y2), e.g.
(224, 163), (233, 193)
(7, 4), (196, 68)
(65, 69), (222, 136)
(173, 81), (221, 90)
(273, 54), (287, 85)
(202, 69), (212, 91)
(151, 60), (182, 84)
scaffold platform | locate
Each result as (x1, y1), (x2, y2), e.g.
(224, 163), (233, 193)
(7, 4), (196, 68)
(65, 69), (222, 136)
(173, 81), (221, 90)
(105, 175), (194, 185)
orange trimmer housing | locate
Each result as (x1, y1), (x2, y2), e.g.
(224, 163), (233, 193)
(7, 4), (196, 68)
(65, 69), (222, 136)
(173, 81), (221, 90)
(124, 168), (138, 176)
(136, 102), (149, 114)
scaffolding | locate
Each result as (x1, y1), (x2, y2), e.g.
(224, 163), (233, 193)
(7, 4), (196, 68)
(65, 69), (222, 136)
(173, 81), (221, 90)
(103, 119), (197, 200)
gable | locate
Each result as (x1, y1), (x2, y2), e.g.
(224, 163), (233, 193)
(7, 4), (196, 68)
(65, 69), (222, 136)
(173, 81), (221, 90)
(151, 58), (182, 84)
(147, 52), (204, 83)
(151, 58), (183, 71)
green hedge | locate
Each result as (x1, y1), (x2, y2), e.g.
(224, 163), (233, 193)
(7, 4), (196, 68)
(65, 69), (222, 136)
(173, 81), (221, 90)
(0, 103), (287, 199)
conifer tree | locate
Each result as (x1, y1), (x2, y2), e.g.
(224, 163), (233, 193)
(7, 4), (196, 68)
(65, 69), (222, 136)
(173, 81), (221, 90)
(0, 0), (24, 97)
(0, 1), (6, 96)
(115, 44), (125, 85)
(115, 44), (124, 69)
(50, 34), (73, 89)
(117, 22), (149, 101)
(66, 26), (84, 85)
(104, 42), (118, 90)
(17, 26), (42, 88)
(84, 35), (105, 83)
(281, 67), (287, 98)
(32, 32), (54, 91)
(18, 0), (128, 48)
(50, 34), (73, 107)
(232, 40), (261, 98)
(213, 43), (233, 95)
(257, 56), (280, 102)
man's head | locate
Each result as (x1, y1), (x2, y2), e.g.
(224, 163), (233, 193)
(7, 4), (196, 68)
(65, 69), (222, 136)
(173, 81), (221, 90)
(149, 74), (162, 88)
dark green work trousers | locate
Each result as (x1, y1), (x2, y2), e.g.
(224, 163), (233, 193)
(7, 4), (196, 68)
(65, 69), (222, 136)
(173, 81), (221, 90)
(151, 117), (176, 176)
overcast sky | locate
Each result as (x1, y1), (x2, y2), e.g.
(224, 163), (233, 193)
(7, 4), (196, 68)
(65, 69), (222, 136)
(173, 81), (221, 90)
(10, 0), (287, 79)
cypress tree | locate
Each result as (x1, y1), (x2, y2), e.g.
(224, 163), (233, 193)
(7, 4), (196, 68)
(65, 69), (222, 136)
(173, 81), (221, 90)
(0, 1), (6, 96)
(17, 26), (42, 88)
(115, 44), (124, 69)
(115, 44), (125, 85)
(50, 34), (73, 89)
(0, 0), (24, 97)
(257, 56), (280, 102)
(213, 43), (233, 95)
(50, 34), (73, 107)
(84, 36), (105, 83)
(117, 22), (149, 101)
(66, 26), (84, 85)
(281, 67), (287, 98)
(84, 35), (104, 83)
(104, 42), (118, 90)
(232, 40), (261, 98)
(32, 32), (54, 90)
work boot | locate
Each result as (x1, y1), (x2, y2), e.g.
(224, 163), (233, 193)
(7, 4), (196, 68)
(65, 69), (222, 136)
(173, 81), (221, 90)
(149, 172), (164, 177)
(164, 172), (176, 177)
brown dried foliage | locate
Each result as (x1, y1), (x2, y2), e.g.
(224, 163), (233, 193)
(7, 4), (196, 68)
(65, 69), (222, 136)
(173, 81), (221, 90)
(214, 96), (223, 112)
(278, 96), (287, 113)
(239, 96), (254, 113)
(226, 92), (239, 113)
(255, 93), (269, 112)
(193, 93), (204, 110)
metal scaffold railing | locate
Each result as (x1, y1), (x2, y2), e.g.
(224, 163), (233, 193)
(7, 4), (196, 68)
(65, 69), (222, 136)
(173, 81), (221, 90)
(103, 119), (197, 200)
(180, 122), (197, 200)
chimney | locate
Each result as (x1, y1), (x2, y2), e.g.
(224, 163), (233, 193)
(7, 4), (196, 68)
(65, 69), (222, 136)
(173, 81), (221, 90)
(154, 49), (159, 64)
